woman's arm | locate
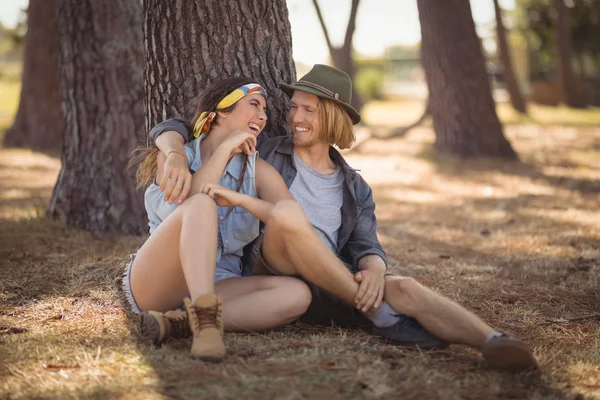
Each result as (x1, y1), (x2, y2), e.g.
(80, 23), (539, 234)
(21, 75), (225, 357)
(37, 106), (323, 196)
(254, 158), (294, 203)
(188, 130), (257, 195)
(199, 159), (293, 223)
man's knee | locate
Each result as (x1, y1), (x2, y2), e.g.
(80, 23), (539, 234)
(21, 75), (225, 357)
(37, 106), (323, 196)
(385, 276), (425, 315)
(266, 200), (310, 236)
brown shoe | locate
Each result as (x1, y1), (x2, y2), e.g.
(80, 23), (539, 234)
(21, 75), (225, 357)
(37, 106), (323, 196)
(139, 310), (191, 345)
(184, 294), (225, 362)
(482, 334), (538, 371)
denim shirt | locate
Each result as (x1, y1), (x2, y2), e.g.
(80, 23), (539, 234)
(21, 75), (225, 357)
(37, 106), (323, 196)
(144, 133), (259, 262)
(149, 119), (387, 271)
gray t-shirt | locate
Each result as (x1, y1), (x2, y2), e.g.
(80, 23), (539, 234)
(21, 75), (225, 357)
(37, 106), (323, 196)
(290, 151), (344, 252)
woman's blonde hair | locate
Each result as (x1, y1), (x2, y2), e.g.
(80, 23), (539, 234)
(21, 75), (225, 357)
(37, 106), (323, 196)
(317, 98), (355, 150)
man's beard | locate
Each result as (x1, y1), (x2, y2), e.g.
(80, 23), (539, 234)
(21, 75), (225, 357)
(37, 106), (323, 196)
(292, 132), (320, 149)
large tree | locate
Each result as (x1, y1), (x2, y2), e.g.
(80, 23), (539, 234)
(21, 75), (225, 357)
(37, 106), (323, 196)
(554, 0), (586, 108)
(3, 0), (63, 153)
(47, 0), (146, 234)
(493, 0), (527, 114)
(143, 0), (296, 138)
(416, 0), (517, 158)
(311, 0), (364, 113)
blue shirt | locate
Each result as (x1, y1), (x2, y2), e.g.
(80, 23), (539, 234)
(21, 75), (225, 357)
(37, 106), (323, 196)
(144, 134), (259, 265)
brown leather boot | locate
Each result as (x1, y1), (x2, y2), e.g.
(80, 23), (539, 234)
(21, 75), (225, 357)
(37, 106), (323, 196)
(184, 294), (225, 362)
(482, 334), (538, 371)
(139, 310), (191, 345)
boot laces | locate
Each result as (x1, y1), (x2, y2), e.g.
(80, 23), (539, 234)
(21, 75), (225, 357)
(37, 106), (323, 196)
(166, 313), (190, 338)
(192, 303), (222, 332)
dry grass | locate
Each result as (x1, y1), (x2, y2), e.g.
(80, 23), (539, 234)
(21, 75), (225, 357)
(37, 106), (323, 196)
(1, 123), (599, 399)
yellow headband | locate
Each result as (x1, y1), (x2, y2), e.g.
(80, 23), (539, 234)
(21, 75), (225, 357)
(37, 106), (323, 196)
(192, 83), (267, 138)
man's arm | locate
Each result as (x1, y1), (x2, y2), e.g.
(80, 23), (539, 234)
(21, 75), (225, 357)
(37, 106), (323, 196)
(346, 180), (388, 312)
(346, 182), (387, 270)
(151, 119), (192, 204)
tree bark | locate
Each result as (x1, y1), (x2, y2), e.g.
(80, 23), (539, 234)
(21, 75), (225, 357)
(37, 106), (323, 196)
(416, 0), (517, 159)
(143, 0), (296, 139)
(554, 0), (587, 108)
(312, 0), (364, 113)
(3, 0), (63, 154)
(48, 0), (146, 234)
(493, 0), (527, 114)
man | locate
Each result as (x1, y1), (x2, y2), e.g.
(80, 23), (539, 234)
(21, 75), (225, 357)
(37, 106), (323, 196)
(146, 65), (537, 371)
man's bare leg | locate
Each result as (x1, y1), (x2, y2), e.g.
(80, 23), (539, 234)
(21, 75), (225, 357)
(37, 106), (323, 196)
(384, 276), (494, 348)
(261, 201), (360, 305)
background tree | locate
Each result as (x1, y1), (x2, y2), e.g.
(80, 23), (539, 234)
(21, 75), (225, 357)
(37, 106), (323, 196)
(554, 0), (587, 108)
(47, 0), (146, 234)
(493, 0), (527, 114)
(416, 0), (517, 158)
(3, 0), (63, 153)
(311, 0), (364, 113)
(517, 0), (600, 81)
(143, 0), (296, 138)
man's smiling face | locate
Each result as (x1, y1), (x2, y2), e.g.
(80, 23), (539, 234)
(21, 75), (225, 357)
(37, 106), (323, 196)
(288, 91), (323, 148)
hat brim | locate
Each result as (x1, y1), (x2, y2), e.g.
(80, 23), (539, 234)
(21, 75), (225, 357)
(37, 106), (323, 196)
(279, 82), (361, 125)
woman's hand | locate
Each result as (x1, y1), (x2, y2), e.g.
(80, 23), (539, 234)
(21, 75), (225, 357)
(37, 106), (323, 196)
(159, 151), (192, 204)
(200, 183), (247, 208)
(221, 129), (257, 157)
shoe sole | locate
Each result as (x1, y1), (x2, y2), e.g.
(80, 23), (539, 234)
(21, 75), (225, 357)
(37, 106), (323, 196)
(482, 338), (538, 371)
(139, 312), (161, 346)
(191, 355), (224, 363)
(378, 337), (449, 350)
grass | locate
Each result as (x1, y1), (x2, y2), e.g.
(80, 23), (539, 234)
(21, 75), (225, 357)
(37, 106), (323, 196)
(0, 67), (599, 398)
(1, 122), (599, 399)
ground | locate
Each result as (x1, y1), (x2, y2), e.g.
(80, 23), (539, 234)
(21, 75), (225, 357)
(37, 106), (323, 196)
(1, 59), (599, 399)
(1, 112), (599, 398)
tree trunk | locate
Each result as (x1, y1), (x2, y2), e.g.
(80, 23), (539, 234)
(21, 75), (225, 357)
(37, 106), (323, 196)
(330, 47), (364, 113)
(143, 0), (296, 139)
(3, 0), (63, 154)
(416, 0), (517, 159)
(554, 0), (587, 108)
(493, 0), (527, 114)
(48, 0), (146, 234)
(312, 0), (364, 113)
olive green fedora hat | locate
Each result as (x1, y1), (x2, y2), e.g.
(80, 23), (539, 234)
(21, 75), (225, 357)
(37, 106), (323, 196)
(279, 64), (361, 125)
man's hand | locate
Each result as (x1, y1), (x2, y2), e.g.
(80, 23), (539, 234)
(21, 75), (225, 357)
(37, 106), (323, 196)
(159, 151), (192, 204)
(200, 183), (246, 208)
(222, 129), (257, 157)
(354, 265), (385, 313)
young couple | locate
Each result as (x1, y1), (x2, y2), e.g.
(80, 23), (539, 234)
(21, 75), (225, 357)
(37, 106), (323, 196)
(124, 64), (537, 371)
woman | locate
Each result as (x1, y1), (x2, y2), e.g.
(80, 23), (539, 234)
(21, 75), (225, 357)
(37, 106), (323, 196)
(124, 78), (311, 362)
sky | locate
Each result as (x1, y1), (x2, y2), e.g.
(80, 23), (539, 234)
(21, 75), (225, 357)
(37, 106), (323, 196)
(0, 0), (515, 65)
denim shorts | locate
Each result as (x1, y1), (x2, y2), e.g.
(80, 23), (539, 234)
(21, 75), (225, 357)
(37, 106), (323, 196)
(122, 253), (243, 313)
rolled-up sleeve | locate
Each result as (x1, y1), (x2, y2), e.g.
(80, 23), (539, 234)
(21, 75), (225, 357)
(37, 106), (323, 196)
(148, 118), (189, 144)
(346, 184), (387, 270)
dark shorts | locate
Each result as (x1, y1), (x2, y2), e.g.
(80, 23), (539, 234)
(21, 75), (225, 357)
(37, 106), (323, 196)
(252, 244), (371, 329)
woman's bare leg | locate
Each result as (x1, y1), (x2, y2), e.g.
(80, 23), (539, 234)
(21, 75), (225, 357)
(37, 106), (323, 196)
(216, 276), (311, 332)
(130, 193), (218, 312)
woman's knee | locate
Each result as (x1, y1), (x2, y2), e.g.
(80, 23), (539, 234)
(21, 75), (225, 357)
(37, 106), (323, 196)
(176, 193), (217, 218)
(271, 276), (312, 320)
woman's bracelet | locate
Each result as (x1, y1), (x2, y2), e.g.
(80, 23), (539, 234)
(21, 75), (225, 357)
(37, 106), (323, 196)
(167, 150), (186, 159)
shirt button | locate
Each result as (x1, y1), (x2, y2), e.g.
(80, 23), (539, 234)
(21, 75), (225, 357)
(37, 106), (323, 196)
(219, 216), (224, 221)
(224, 240), (229, 244)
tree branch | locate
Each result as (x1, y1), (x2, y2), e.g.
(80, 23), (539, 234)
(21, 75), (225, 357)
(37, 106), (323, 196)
(311, 0), (334, 54)
(343, 0), (360, 51)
